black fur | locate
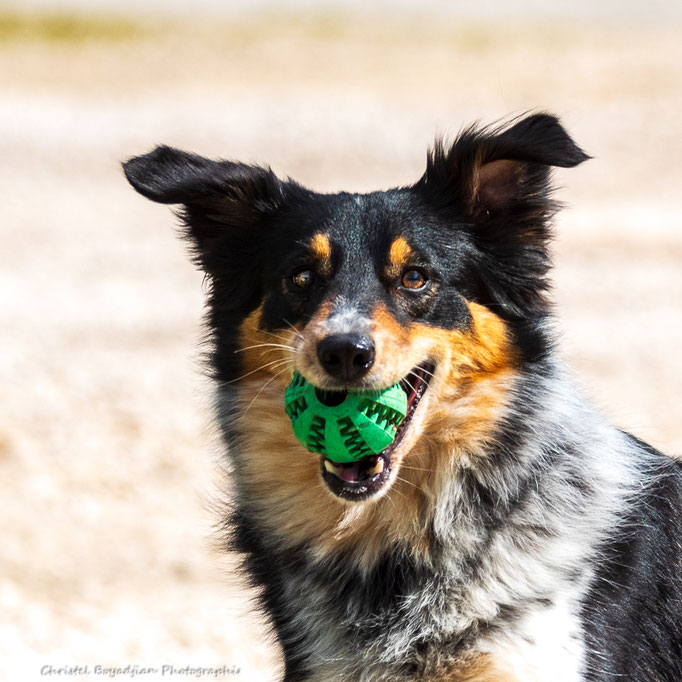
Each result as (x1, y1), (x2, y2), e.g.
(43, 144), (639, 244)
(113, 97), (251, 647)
(581, 444), (682, 681)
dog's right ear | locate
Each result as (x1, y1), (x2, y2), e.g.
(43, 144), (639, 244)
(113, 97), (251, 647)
(123, 146), (285, 276)
(122, 145), (283, 207)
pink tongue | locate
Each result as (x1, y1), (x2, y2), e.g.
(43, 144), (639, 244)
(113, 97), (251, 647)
(338, 463), (360, 482)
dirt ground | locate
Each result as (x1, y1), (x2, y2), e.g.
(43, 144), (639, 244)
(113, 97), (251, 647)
(1, 7), (681, 682)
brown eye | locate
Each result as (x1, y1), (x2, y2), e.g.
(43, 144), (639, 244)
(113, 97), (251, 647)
(292, 269), (314, 289)
(401, 269), (427, 290)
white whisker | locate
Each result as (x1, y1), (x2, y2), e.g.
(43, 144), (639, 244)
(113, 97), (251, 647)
(225, 357), (293, 384)
(235, 342), (297, 353)
(239, 365), (292, 420)
(282, 318), (305, 341)
(395, 474), (427, 494)
(400, 464), (437, 473)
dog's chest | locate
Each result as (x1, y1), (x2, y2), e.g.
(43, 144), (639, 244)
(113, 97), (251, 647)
(299, 593), (586, 682)
(276, 535), (588, 681)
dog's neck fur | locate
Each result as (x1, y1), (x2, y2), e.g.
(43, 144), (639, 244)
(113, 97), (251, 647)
(219, 356), (648, 680)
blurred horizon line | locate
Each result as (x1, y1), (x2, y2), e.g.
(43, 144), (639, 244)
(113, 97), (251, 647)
(2, 0), (681, 25)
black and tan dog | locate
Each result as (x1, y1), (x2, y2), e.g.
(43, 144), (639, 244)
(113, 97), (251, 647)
(124, 113), (682, 681)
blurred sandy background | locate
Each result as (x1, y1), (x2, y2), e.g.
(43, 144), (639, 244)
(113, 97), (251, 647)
(1, 2), (681, 680)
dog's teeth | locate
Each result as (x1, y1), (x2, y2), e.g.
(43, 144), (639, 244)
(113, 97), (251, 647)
(324, 459), (342, 475)
(323, 457), (385, 481)
(366, 457), (385, 476)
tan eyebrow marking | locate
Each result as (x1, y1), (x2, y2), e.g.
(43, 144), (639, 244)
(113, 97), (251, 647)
(387, 236), (415, 277)
(309, 232), (332, 275)
(310, 232), (331, 260)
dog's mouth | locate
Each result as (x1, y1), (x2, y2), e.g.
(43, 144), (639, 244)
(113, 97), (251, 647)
(321, 362), (434, 501)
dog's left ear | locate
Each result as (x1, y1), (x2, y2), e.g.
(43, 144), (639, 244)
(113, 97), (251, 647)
(418, 114), (589, 317)
(421, 113), (589, 219)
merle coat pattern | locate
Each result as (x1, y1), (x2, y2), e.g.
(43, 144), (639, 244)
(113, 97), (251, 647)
(124, 114), (682, 681)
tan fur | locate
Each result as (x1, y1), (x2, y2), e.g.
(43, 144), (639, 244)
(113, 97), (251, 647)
(236, 305), (346, 547)
(237, 304), (299, 381)
(310, 232), (333, 276)
(371, 301), (515, 385)
(387, 236), (415, 277)
(307, 652), (521, 682)
(440, 653), (521, 681)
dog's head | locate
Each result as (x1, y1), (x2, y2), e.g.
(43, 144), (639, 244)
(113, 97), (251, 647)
(124, 113), (587, 511)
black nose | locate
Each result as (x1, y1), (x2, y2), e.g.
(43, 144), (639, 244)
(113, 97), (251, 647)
(317, 334), (375, 383)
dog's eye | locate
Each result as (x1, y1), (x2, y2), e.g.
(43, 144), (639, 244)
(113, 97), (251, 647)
(292, 269), (315, 289)
(401, 269), (427, 290)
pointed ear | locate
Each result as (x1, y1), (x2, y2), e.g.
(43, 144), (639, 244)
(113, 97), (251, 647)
(422, 113), (589, 217)
(122, 146), (285, 277)
(419, 114), (589, 317)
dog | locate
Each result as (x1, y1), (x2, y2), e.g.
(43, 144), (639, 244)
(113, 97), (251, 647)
(124, 113), (682, 681)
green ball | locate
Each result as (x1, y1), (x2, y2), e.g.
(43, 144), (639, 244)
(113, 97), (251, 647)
(284, 372), (408, 463)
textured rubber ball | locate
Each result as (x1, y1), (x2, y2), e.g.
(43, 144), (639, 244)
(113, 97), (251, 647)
(284, 372), (408, 463)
